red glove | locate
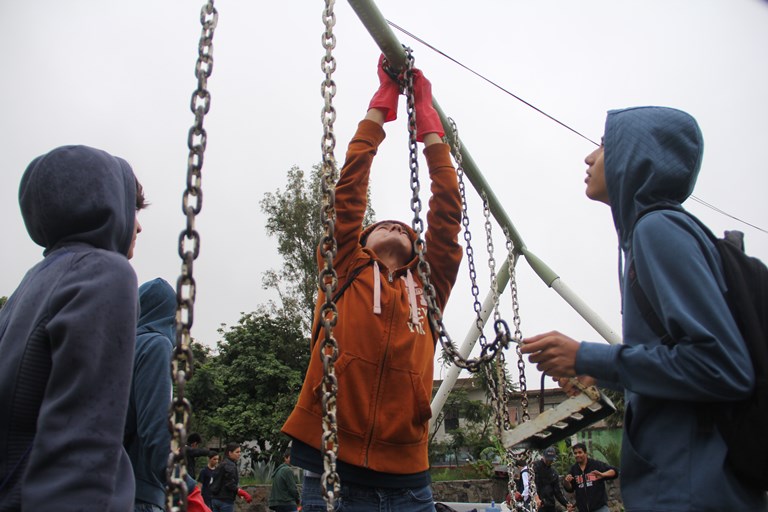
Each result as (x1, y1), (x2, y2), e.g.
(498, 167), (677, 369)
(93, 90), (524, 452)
(411, 68), (444, 141)
(367, 54), (400, 122)
(187, 486), (212, 512)
(237, 488), (253, 503)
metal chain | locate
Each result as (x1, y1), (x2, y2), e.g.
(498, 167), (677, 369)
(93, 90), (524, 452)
(504, 228), (528, 423)
(168, 2), (217, 510)
(448, 117), (488, 357)
(318, 0), (341, 509)
(407, 66), (510, 372)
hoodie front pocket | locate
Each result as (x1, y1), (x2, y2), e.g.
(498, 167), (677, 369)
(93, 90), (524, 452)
(375, 368), (432, 445)
(312, 353), (377, 437)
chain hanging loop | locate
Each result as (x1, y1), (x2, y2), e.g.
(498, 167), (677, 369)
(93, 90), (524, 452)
(167, 2), (217, 511)
(406, 82), (509, 371)
(318, 0), (341, 509)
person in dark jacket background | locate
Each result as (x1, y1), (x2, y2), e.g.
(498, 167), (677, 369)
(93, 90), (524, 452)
(211, 443), (242, 512)
(124, 277), (177, 512)
(199, 452), (220, 509)
(268, 451), (300, 512)
(186, 433), (217, 481)
(533, 447), (570, 512)
(0, 145), (145, 510)
(563, 443), (617, 512)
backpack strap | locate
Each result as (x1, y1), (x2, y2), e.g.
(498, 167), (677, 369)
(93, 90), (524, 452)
(629, 203), (719, 346)
(311, 261), (372, 345)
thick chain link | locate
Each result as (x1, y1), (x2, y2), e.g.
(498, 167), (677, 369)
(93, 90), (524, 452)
(318, 0), (341, 509)
(167, 2), (217, 510)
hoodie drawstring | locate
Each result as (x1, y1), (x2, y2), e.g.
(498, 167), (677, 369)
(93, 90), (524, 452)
(404, 269), (419, 325)
(372, 261), (382, 315)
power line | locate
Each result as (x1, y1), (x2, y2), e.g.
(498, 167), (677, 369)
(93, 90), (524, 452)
(386, 19), (767, 236)
(386, 20), (598, 146)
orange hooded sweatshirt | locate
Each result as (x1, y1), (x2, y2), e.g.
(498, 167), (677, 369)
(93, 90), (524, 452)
(282, 120), (462, 475)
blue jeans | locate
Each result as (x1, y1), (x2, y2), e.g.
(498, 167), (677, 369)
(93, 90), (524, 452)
(211, 498), (235, 512)
(301, 475), (435, 512)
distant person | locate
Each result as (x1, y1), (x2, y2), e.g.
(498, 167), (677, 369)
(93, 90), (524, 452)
(533, 447), (569, 512)
(282, 54), (462, 512)
(521, 106), (768, 511)
(511, 458), (531, 509)
(562, 443), (617, 512)
(186, 433), (216, 481)
(268, 451), (300, 512)
(0, 145), (145, 509)
(124, 277), (177, 512)
(210, 443), (248, 512)
(199, 452), (221, 509)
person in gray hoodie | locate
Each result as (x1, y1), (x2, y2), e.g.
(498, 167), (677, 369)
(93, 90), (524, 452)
(0, 145), (145, 511)
(124, 277), (177, 512)
(521, 107), (767, 511)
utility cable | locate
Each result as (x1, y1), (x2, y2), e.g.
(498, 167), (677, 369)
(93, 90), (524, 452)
(386, 19), (767, 236)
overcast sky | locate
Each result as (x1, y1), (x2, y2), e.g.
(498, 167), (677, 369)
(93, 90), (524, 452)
(3, 1), (767, 386)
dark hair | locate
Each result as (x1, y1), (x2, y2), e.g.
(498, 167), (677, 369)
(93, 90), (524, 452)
(572, 442), (587, 453)
(135, 178), (148, 211)
(225, 442), (240, 456)
(187, 433), (202, 445)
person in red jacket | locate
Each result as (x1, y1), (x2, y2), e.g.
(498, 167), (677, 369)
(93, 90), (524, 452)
(282, 55), (462, 512)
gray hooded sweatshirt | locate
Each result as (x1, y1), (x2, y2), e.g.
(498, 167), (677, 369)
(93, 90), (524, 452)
(0, 145), (138, 511)
(576, 107), (766, 511)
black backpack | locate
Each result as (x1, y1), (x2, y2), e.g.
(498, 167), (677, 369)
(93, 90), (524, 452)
(629, 205), (768, 490)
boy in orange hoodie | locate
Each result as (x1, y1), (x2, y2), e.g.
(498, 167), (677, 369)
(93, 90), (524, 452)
(282, 56), (462, 511)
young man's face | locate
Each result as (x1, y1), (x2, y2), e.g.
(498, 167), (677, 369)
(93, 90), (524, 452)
(584, 140), (610, 205)
(209, 455), (220, 468)
(573, 447), (587, 465)
(365, 222), (412, 266)
(229, 447), (242, 461)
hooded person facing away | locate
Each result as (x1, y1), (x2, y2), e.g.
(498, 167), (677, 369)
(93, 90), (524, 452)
(124, 278), (177, 512)
(0, 145), (145, 511)
(522, 107), (768, 511)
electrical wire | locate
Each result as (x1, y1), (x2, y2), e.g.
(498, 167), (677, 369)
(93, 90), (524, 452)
(386, 19), (767, 236)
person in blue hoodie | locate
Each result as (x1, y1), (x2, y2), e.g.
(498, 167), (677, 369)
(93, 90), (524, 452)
(124, 277), (177, 512)
(0, 145), (145, 511)
(521, 106), (768, 511)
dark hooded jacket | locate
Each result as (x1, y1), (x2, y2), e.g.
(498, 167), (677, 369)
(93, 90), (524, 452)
(124, 278), (176, 508)
(0, 145), (139, 511)
(282, 120), (462, 480)
(574, 107), (766, 510)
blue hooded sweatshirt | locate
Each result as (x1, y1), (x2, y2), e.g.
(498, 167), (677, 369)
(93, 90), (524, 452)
(0, 145), (138, 511)
(124, 278), (176, 508)
(576, 107), (767, 511)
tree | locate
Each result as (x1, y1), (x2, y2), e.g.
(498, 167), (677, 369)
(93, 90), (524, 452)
(0, 296), (7, 309)
(185, 309), (310, 456)
(260, 164), (375, 333)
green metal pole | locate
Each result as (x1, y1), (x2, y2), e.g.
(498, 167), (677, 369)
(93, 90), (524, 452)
(348, 0), (559, 285)
(346, 0), (620, 345)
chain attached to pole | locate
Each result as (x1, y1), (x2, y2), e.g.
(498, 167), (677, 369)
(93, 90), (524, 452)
(167, 2), (217, 510)
(402, 63), (510, 372)
(318, 0), (341, 509)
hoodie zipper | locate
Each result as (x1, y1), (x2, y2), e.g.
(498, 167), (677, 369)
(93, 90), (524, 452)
(363, 273), (397, 467)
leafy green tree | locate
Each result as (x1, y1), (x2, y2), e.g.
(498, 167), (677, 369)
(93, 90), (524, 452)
(260, 164), (375, 333)
(186, 309), (310, 455)
(0, 296), (7, 309)
(429, 387), (495, 463)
